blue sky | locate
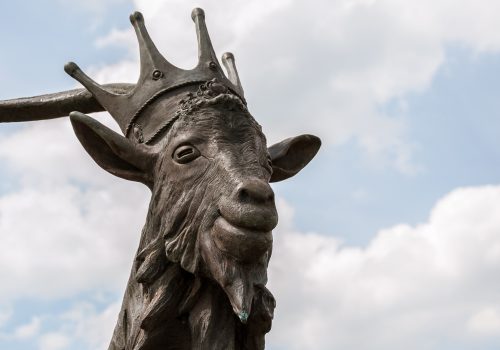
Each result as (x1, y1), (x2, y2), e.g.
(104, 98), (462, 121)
(2, 1), (500, 349)
(0, 1), (132, 97)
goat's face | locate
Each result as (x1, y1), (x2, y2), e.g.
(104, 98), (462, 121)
(157, 106), (275, 258)
(69, 96), (320, 322)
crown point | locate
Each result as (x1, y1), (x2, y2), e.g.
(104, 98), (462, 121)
(130, 11), (144, 24)
(64, 62), (80, 76)
(222, 52), (234, 61)
(69, 111), (84, 119)
(191, 8), (205, 21)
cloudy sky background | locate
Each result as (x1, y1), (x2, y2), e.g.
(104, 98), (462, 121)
(1, 0), (500, 349)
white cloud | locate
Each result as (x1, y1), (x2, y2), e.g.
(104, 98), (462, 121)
(60, 301), (121, 349)
(38, 332), (70, 350)
(0, 300), (120, 350)
(0, 307), (42, 340)
(14, 317), (41, 339)
(467, 307), (500, 337)
(267, 186), (500, 349)
(0, 119), (149, 301)
(0, 306), (12, 330)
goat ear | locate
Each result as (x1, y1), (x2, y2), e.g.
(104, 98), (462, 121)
(268, 134), (321, 182)
(69, 111), (156, 187)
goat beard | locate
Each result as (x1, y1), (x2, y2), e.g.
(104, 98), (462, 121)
(199, 225), (271, 323)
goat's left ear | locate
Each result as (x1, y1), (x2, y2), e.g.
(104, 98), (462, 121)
(69, 111), (156, 188)
(268, 134), (321, 182)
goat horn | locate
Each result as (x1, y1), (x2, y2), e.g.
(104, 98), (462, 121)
(0, 83), (134, 123)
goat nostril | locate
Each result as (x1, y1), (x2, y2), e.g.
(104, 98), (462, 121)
(236, 180), (275, 204)
(239, 188), (250, 202)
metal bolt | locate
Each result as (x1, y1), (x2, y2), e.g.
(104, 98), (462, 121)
(208, 61), (217, 70)
(152, 69), (163, 80)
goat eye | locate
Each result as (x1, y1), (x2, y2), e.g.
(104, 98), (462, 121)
(173, 145), (200, 164)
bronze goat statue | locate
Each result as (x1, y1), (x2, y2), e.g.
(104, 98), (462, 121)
(0, 8), (320, 350)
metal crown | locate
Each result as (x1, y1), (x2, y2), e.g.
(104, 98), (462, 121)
(64, 8), (245, 141)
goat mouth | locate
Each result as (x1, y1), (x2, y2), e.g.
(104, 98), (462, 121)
(211, 215), (272, 262)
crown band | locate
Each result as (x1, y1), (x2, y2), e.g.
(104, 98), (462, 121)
(126, 79), (247, 144)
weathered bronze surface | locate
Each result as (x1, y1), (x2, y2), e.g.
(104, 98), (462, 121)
(0, 8), (320, 350)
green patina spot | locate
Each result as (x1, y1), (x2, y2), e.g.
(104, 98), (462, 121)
(239, 311), (249, 323)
